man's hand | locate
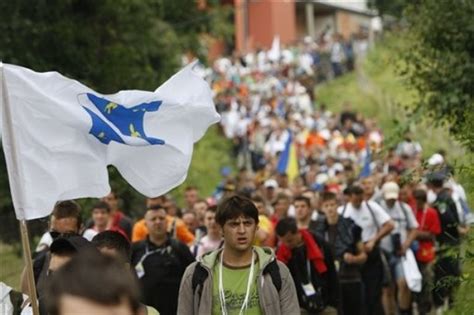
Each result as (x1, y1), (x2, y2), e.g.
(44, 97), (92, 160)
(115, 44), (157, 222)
(364, 239), (376, 253)
(399, 243), (410, 257)
(343, 253), (355, 264)
(458, 225), (469, 236)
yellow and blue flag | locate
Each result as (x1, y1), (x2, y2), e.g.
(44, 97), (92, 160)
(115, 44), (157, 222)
(277, 131), (299, 182)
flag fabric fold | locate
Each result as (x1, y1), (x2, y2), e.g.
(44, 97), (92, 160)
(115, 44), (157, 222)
(0, 61), (220, 220)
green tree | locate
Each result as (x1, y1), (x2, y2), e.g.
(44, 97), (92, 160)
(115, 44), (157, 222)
(400, 0), (474, 151)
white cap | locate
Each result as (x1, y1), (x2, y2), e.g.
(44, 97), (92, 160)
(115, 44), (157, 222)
(264, 179), (278, 189)
(382, 181), (400, 200)
(428, 153), (444, 166)
(315, 173), (329, 185)
(319, 129), (331, 140)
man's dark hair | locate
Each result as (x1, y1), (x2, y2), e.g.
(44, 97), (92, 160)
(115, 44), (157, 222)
(413, 189), (427, 202)
(275, 218), (298, 237)
(350, 185), (364, 195)
(293, 195), (311, 207)
(52, 200), (82, 229)
(320, 192), (337, 203)
(46, 250), (140, 315)
(50, 236), (91, 257)
(427, 172), (445, 188)
(91, 201), (110, 213)
(216, 195), (259, 226)
(147, 205), (167, 212)
(92, 231), (131, 263)
(342, 186), (352, 196)
(207, 205), (218, 213)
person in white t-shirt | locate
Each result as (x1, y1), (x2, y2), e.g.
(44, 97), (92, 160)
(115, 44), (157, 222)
(378, 182), (418, 315)
(339, 185), (394, 315)
(82, 202), (111, 241)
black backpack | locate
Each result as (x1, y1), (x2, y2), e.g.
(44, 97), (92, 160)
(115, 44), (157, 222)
(191, 258), (282, 300)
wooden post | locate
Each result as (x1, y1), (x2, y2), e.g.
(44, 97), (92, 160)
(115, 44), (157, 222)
(19, 220), (40, 315)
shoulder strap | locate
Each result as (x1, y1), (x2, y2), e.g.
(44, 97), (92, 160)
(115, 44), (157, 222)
(33, 252), (48, 284)
(341, 203), (348, 217)
(170, 219), (177, 239)
(191, 263), (209, 296)
(190, 257), (283, 296)
(365, 201), (380, 231)
(398, 202), (413, 229)
(168, 238), (187, 262)
(9, 290), (24, 315)
(263, 259), (282, 292)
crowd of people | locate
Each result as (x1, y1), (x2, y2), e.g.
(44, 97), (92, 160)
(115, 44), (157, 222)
(1, 36), (472, 315)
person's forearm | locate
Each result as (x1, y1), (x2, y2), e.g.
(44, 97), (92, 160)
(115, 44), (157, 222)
(374, 221), (394, 243)
(403, 229), (418, 248)
(352, 252), (367, 264)
(417, 230), (434, 240)
(351, 242), (368, 264)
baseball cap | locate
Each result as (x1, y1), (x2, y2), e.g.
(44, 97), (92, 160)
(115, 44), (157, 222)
(264, 179), (278, 189)
(382, 182), (399, 200)
(50, 236), (91, 254)
(427, 171), (446, 184)
(427, 153), (444, 166)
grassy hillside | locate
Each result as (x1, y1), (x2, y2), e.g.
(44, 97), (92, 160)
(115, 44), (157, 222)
(0, 243), (22, 290)
(319, 40), (466, 159)
(170, 124), (234, 203)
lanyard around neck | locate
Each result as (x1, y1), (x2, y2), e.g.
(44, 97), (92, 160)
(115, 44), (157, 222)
(218, 249), (255, 315)
(137, 242), (167, 266)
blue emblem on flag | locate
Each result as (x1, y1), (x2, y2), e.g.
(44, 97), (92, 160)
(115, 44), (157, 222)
(81, 93), (165, 145)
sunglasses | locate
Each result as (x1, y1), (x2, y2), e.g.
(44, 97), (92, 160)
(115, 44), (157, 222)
(50, 231), (79, 240)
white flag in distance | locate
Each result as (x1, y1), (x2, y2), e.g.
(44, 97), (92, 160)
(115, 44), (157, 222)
(1, 61), (220, 220)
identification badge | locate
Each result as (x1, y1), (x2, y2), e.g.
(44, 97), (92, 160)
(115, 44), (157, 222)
(335, 260), (340, 272)
(302, 283), (316, 296)
(135, 262), (145, 278)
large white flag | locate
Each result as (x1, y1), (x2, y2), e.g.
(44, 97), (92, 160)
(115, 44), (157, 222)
(0, 61), (220, 220)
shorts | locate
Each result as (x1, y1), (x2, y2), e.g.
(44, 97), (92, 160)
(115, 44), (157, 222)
(384, 251), (405, 284)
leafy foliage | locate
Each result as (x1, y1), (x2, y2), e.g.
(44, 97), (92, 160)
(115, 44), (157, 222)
(400, 0), (474, 151)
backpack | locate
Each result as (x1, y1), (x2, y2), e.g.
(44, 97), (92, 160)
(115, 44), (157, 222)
(191, 258), (282, 300)
(433, 190), (460, 245)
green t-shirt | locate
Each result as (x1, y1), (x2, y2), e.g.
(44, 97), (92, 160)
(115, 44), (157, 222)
(212, 259), (263, 315)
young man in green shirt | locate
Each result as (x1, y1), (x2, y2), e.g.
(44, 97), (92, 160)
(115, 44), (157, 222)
(177, 195), (298, 315)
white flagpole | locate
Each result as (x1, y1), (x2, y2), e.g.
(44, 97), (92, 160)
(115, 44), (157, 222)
(1, 62), (40, 315)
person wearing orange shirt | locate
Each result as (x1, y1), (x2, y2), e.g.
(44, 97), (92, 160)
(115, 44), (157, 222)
(305, 127), (325, 150)
(132, 215), (195, 245)
(132, 197), (195, 245)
